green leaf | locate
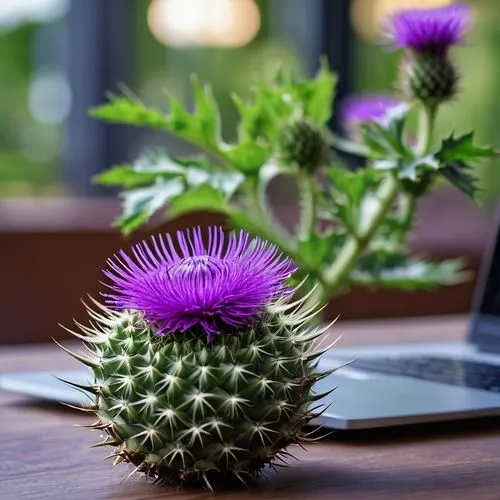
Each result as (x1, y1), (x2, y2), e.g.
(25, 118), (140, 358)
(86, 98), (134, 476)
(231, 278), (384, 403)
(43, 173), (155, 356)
(189, 75), (221, 147)
(90, 94), (170, 129)
(351, 256), (467, 290)
(94, 154), (185, 188)
(434, 132), (496, 200)
(297, 232), (341, 269)
(96, 151), (244, 233)
(436, 132), (496, 163)
(118, 178), (185, 234)
(222, 142), (271, 173)
(397, 155), (440, 181)
(298, 58), (337, 126)
(92, 80), (224, 161)
(440, 161), (478, 199)
(325, 165), (380, 232)
(170, 184), (230, 216)
(360, 103), (411, 159)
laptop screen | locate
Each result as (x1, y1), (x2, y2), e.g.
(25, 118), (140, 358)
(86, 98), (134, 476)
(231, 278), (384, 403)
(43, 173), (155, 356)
(471, 214), (500, 351)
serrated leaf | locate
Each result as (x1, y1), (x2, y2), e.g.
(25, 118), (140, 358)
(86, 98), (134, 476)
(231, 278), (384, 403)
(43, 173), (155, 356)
(397, 155), (440, 181)
(94, 155), (185, 188)
(351, 257), (467, 290)
(437, 132), (496, 163)
(98, 151), (243, 233)
(359, 103), (411, 159)
(170, 184), (230, 216)
(118, 178), (185, 234)
(440, 161), (478, 199)
(325, 165), (380, 232)
(189, 75), (221, 147)
(297, 232), (341, 268)
(222, 142), (271, 173)
(90, 95), (170, 129)
(92, 80), (224, 162)
(298, 59), (337, 126)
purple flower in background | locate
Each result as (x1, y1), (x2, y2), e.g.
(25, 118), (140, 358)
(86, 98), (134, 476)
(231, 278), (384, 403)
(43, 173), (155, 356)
(386, 3), (472, 56)
(103, 227), (296, 339)
(339, 95), (404, 125)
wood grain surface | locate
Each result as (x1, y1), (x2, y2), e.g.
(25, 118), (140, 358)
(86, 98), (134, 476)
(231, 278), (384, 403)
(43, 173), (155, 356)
(2, 316), (500, 500)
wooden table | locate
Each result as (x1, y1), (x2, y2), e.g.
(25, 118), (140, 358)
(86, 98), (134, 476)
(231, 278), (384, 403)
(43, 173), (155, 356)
(2, 316), (500, 500)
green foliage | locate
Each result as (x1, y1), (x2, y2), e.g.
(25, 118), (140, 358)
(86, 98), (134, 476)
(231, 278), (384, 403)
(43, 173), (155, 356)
(91, 57), (496, 305)
(325, 165), (379, 234)
(436, 132), (496, 199)
(353, 250), (466, 290)
(94, 152), (243, 234)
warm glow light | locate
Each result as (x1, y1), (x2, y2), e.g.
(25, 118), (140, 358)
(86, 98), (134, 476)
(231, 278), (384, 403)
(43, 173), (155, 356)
(351, 0), (453, 41)
(148, 0), (261, 48)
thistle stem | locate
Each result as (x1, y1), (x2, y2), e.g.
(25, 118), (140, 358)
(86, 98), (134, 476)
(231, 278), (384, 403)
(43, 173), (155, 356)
(417, 103), (437, 155)
(399, 193), (416, 240)
(245, 177), (298, 260)
(297, 171), (316, 241)
(329, 132), (371, 157)
(303, 174), (400, 309)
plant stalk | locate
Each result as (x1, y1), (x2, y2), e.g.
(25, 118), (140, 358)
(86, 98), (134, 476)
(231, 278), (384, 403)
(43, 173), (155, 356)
(297, 171), (316, 241)
(303, 174), (401, 309)
(417, 103), (437, 156)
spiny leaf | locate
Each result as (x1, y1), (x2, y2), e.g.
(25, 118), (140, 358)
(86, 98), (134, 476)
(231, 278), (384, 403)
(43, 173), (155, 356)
(117, 178), (185, 235)
(359, 103), (411, 159)
(351, 257), (467, 290)
(296, 232), (339, 269)
(90, 94), (170, 129)
(436, 132), (496, 163)
(94, 155), (185, 188)
(440, 161), (479, 200)
(325, 165), (380, 232)
(98, 152), (244, 234)
(296, 58), (337, 126)
(169, 184), (231, 217)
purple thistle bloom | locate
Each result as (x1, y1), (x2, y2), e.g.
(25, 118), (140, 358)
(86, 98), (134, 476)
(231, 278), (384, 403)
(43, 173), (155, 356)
(102, 227), (296, 339)
(386, 3), (472, 56)
(338, 95), (403, 125)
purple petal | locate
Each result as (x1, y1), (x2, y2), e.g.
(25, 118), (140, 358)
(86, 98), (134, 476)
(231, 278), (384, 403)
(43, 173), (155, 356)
(338, 95), (403, 125)
(386, 3), (472, 55)
(102, 227), (297, 338)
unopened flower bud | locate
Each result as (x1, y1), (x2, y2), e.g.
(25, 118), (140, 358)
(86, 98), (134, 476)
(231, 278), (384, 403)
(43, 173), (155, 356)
(278, 119), (330, 173)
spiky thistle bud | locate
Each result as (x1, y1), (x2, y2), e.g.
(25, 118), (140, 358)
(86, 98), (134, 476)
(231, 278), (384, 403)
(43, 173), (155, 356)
(278, 118), (330, 173)
(399, 52), (459, 105)
(385, 3), (472, 105)
(62, 227), (337, 490)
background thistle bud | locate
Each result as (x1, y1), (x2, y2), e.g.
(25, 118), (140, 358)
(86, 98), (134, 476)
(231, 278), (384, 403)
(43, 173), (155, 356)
(400, 53), (459, 104)
(278, 118), (330, 172)
(386, 3), (471, 104)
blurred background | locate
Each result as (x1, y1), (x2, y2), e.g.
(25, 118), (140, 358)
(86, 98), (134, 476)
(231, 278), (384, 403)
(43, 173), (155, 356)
(0, 0), (496, 344)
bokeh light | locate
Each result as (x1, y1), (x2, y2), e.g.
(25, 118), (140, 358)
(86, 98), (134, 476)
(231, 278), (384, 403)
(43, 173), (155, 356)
(147, 0), (261, 48)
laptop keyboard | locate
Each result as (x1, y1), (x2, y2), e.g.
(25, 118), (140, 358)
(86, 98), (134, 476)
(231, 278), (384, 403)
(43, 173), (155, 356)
(349, 356), (500, 392)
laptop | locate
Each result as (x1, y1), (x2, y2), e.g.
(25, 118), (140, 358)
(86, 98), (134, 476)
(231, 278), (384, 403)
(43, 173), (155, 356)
(3, 216), (500, 430)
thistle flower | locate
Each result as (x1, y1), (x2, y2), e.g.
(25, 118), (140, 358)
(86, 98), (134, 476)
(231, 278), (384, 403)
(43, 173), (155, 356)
(103, 227), (296, 338)
(386, 3), (472, 104)
(339, 95), (404, 126)
(386, 3), (471, 57)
